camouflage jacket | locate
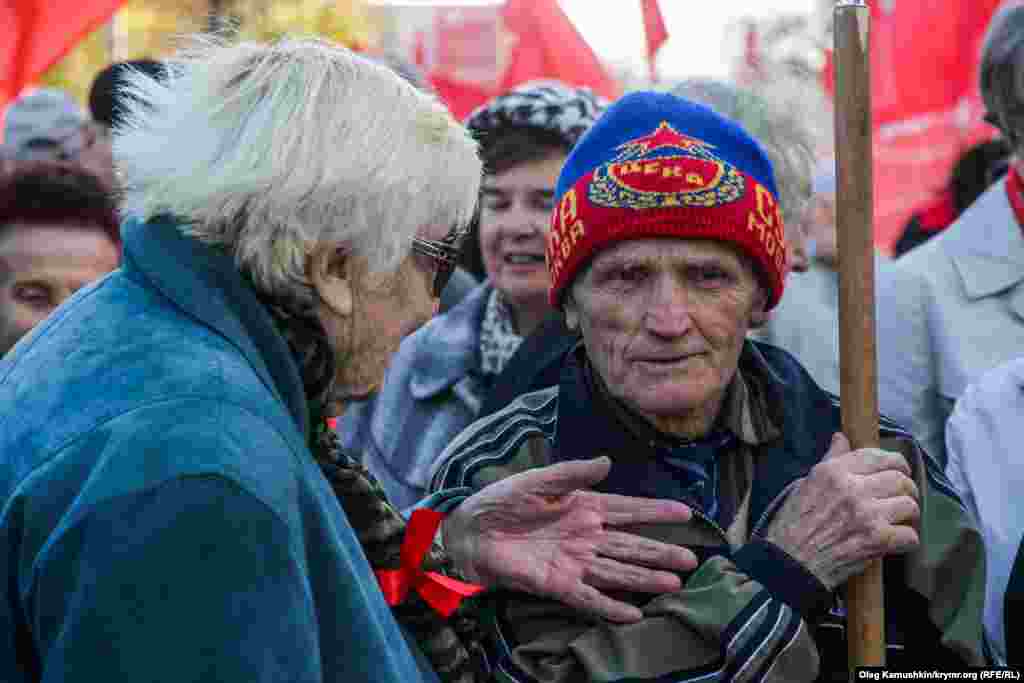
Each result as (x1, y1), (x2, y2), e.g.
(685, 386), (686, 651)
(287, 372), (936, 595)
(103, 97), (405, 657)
(428, 341), (989, 682)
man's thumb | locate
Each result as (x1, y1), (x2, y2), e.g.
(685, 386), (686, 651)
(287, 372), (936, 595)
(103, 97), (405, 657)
(825, 432), (852, 459)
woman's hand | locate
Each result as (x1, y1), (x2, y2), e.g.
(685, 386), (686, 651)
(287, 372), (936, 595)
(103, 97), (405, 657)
(442, 457), (697, 623)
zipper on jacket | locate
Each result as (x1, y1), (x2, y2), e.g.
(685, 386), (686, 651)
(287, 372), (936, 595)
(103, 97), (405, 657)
(749, 479), (801, 539)
(686, 505), (730, 542)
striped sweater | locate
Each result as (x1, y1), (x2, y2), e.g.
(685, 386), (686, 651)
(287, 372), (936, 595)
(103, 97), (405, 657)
(429, 341), (989, 682)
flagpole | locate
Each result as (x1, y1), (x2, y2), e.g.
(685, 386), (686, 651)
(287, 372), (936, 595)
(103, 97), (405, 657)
(833, 0), (885, 672)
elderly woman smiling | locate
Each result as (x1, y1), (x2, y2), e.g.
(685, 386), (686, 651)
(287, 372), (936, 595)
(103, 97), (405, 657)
(0, 40), (699, 683)
(431, 93), (987, 681)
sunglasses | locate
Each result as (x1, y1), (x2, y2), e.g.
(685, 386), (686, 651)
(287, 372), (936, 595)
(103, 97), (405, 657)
(411, 230), (462, 298)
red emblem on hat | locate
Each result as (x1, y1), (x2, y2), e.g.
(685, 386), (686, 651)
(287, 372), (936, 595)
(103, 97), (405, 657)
(615, 121), (713, 156)
(588, 120), (745, 210)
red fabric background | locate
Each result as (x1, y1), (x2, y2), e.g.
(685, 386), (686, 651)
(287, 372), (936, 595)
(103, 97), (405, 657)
(1, 0), (126, 115)
(829, 0), (1007, 250)
(425, 0), (620, 121)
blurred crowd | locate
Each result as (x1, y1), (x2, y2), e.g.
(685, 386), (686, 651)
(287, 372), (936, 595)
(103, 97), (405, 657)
(1, 5), (1024, 681)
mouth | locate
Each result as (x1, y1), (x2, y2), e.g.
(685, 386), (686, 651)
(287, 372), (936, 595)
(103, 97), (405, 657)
(634, 353), (705, 367)
(502, 252), (546, 267)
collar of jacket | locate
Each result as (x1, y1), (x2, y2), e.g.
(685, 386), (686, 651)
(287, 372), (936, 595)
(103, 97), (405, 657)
(409, 283), (492, 399)
(943, 180), (1024, 301)
(553, 340), (840, 529)
(121, 215), (309, 439)
(582, 350), (779, 452)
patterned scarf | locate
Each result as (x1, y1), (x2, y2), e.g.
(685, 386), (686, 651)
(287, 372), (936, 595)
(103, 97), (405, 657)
(479, 289), (524, 376)
(253, 287), (489, 683)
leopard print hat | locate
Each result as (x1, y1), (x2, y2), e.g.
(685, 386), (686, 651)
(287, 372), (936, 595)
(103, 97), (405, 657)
(464, 80), (607, 153)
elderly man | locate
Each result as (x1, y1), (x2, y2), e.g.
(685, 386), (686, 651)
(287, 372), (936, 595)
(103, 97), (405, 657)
(430, 92), (986, 681)
(0, 39), (699, 683)
(877, 4), (1024, 466)
(478, 77), (818, 419)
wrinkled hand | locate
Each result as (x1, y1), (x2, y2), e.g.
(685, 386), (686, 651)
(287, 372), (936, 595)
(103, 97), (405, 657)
(442, 457), (697, 623)
(764, 433), (920, 590)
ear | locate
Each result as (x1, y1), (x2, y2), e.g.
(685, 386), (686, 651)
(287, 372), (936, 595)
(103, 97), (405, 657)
(563, 295), (581, 332)
(749, 286), (770, 328)
(309, 244), (354, 318)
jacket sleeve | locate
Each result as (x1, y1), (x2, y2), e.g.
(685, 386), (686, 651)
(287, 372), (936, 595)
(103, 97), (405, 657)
(944, 396), (979, 522)
(876, 263), (949, 466)
(33, 474), (324, 683)
(881, 431), (989, 666)
(491, 545), (829, 683)
(435, 433), (832, 683)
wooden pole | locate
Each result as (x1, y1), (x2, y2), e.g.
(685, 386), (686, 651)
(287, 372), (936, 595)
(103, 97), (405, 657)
(833, 0), (885, 674)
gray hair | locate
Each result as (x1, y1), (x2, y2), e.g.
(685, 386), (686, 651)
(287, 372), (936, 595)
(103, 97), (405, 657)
(981, 3), (1024, 154)
(113, 36), (482, 307)
(671, 78), (818, 226)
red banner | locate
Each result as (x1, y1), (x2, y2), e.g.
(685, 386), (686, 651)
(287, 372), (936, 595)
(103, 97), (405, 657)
(827, 0), (1006, 250)
(422, 0), (620, 121)
(0, 1), (126, 112)
(641, 0), (668, 81)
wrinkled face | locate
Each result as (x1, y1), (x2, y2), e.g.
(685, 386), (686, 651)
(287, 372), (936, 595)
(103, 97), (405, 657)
(566, 238), (766, 436)
(324, 222), (450, 415)
(0, 222), (120, 355)
(479, 155), (564, 311)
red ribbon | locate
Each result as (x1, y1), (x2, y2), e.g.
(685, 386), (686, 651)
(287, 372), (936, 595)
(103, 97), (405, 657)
(1006, 161), (1024, 239)
(374, 508), (484, 618)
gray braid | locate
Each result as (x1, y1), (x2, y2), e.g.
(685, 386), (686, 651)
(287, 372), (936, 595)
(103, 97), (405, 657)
(251, 285), (489, 683)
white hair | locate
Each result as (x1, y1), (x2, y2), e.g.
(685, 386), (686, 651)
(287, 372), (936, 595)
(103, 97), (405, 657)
(671, 77), (822, 227)
(113, 36), (481, 305)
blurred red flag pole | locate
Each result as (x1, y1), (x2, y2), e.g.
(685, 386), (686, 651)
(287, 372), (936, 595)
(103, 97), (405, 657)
(640, 0), (668, 83)
(0, 0), (126, 113)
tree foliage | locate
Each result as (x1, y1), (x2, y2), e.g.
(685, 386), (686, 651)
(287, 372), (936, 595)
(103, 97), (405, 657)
(40, 0), (376, 107)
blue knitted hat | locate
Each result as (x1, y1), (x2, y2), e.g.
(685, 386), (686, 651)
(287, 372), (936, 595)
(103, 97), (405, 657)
(547, 91), (787, 309)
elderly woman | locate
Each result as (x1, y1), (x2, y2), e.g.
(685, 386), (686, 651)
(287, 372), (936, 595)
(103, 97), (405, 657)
(338, 82), (603, 509)
(431, 92), (987, 681)
(876, 3), (1024, 466)
(0, 40), (701, 683)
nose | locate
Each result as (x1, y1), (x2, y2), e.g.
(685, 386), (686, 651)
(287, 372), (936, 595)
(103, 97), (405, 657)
(499, 204), (544, 240)
(643, 274), (693, 339)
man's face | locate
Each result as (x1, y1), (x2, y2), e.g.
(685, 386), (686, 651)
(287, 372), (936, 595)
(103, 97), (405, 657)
(0, 222), (120, 355)
(566, 238), (765, 437)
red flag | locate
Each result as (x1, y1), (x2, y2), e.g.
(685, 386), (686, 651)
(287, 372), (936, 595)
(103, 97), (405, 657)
(820, 0), (1006, 251)
(0, 0), (125, 111)
(640, 0), (668, 82)
(498, 0), (620, 101)
(821, 48), (834, 98)
(425, 0), (620, 120)
(868, 0), (1006, 251)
